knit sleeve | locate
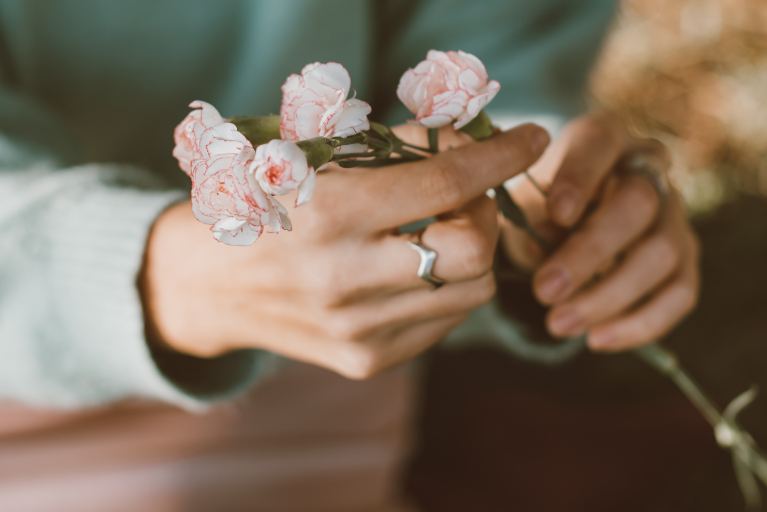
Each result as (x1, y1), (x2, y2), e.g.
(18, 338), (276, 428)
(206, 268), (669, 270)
(0, 87), (273, 410)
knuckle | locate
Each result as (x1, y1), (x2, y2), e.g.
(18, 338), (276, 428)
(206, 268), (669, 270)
(453, 229), (495, 279)
(426, 158), (468, 210)
(472, 273), (497, 306)
(623, 178), (660, 223)
(336, 344), (383, 380)
(327, 311), (369, 343)
(648, 236), (680, 269)
(301, 210), (337, 242)
(573, 230), (611, 266)
(573, 113), (623, 148)
(460, 274), (497, 309)
(308, 264), (353, 308)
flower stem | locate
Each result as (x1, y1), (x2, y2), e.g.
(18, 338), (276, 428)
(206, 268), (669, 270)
(395, 147), (429, 160)
(493, 185), (552, 253)
(427, 128), (439, 153)
(458, 110), (767, 508)
(524, 171), (549, 197)
(401, 141), (437, 154)
(635, 344), (722, 425)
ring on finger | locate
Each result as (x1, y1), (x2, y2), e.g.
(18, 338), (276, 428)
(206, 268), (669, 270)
(407, 233), (446, 290)
(614, 152), (670, 215)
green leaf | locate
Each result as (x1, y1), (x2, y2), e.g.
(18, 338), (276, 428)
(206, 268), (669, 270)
(459, 110), (494, 141)
(494, 185), (552, 253)
(493, 185), (528, 228)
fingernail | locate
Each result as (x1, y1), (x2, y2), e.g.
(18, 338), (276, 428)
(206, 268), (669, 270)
(551, 186), (581, 225)
(528, 128), (550, 154)
(548, 309), (583, 336)
(589, 330), (618, 348)
(536, 267), (570, 302)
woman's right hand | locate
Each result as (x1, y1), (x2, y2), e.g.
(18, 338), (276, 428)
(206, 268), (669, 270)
(139, 124), (549, 379)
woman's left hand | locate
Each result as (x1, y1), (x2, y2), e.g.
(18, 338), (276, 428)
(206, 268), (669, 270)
(501, 111), (700, 351)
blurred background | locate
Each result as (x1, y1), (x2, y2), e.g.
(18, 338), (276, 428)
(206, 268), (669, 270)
(405, 1), (767, 510)
(590, 0), (767, 215)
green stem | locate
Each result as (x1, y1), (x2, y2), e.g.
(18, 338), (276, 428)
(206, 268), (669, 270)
(333, 132), (368, 146)
(635, 345), (723, 426)
(427, 128), (439, 153)
(401, 141), (437, 154)
(394, 147), (429, 160)
(493, 185), (552, 254)
(524, 171), (549, 197)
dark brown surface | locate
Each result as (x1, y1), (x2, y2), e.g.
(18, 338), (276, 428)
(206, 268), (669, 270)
(406, 195), (767, 511)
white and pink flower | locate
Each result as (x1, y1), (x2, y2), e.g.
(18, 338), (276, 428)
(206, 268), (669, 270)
(397, 50), (501, 129)
(173, 101), (290, 246)
(251, 140), (316, 207)
(191, 147), (291, 246)
(280, 62), (371, 146)
(172, 109), (202, 175)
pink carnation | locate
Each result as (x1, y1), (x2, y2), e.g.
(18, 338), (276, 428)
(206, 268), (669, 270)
(397, 50), (501, 129)
(251, 140), (316, 207)
(174, 101), (289, 246)
(172, 110), (201, 175)
(280, 62), (371, 144)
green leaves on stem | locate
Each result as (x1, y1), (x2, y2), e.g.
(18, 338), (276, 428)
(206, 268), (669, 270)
(230, 110), (495, 171)
(493, 185), (552, 254)
(331, 122), (433, 168)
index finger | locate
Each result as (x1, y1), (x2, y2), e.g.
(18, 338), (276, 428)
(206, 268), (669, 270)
(357, 123), (549, 231)
(546, 112), (629, 227)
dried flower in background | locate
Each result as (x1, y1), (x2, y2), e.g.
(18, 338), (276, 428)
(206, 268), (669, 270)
(589, 0), (767, 213)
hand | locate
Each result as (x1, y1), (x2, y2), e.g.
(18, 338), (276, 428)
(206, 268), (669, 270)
(500, 111), (700, 351)
(140, 124), (549, 379)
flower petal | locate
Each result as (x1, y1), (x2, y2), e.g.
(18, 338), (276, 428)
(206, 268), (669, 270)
(397, 50), (499, 131)
(324, 98), (372, 138)
(295, 166), (316, 207)
(294, 103), (326, 140)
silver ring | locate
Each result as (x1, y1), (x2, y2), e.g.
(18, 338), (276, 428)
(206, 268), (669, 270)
(407, 240), (446, 290)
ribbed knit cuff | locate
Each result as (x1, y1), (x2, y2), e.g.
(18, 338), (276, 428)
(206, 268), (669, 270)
(42, 165), (269, 409)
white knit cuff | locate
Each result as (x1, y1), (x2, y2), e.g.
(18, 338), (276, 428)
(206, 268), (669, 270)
(38, 165), (264, 409)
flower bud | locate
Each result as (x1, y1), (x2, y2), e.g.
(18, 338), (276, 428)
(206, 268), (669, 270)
(251, 139), (330, 207)
(458, 110), (494, 140)
(229, 115), (282, 148)
(295, 136), (335, 170)
(397, 50), (500, 130)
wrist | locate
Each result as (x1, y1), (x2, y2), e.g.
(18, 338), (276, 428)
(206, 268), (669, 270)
(137, 201), (209, 356)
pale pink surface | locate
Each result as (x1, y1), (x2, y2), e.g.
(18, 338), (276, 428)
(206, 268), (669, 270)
(397, 50), (501, 129)
(280, 62), (371, 142)
(0, 363), (417, 512)
(251, 140), (316, 207)
(175, 101), (289, 246)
